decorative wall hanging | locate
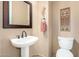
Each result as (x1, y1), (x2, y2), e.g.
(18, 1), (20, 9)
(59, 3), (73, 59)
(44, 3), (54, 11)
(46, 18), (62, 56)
(60, 7), (70, 31)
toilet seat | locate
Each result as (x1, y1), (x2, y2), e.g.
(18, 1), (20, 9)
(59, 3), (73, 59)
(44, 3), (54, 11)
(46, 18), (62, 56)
(56, 49), (73, 57)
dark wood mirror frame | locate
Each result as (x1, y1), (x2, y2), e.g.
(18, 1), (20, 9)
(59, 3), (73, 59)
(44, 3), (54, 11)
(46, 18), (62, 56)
(3, 1), (32, 28)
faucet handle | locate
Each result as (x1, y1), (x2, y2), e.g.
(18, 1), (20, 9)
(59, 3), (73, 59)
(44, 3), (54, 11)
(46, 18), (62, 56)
(16, 35), (20, 39)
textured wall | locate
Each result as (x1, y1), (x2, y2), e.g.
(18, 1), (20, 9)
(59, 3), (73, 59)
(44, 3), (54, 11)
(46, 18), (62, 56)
(0, 1), (32, 57)
(0, 1), (51, 57)
(51, 1), (79, 57)
(30, 1), (50, 57)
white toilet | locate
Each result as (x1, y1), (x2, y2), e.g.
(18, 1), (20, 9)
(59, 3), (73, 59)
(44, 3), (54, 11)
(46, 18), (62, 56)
(56, 36), (74, 57)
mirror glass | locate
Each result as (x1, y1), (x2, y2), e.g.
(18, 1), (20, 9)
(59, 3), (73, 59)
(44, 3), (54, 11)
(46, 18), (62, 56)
(9, 1), (30, 25)
(3, 1), (32, 28)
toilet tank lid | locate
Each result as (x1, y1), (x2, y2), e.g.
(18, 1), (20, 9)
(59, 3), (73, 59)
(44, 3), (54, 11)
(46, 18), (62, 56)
(58, 36), (74, 40)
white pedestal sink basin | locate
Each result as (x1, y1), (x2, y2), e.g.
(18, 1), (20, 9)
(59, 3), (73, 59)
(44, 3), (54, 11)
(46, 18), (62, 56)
(10, 36), (38, 57)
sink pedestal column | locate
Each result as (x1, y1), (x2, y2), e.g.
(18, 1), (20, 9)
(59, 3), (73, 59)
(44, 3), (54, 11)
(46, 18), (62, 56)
(21, 46), (29, 57)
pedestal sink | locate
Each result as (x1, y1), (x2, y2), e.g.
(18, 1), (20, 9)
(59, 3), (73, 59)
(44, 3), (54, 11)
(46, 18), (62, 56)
(10, 36), (38, 57)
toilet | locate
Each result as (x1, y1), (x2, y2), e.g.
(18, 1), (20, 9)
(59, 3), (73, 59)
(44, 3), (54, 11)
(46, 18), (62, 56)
(56, 36), (74, 57)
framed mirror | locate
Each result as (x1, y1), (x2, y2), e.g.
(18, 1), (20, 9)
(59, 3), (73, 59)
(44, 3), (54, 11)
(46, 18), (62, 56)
(3, 1), (32, 28)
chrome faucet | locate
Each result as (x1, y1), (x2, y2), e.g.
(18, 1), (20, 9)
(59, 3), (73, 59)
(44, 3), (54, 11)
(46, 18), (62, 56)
(21, 31), (27, 38)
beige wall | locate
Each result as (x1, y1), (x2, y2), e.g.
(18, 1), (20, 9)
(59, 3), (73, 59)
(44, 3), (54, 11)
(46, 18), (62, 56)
(51, 1), (79, 57)
(48, 2), (54, 56)
(0, 1), (51, 57)
(0, 1), (32, 57)
(1, 1), (79, 57)
(30, 1), (50, 57)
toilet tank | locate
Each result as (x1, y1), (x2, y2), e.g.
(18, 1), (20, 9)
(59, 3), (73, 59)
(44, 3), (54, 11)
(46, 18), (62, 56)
(58, 36), (74, 50)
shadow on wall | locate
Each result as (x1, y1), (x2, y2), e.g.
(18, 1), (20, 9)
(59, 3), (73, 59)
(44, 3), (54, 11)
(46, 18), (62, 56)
(72, 39), (79, 57)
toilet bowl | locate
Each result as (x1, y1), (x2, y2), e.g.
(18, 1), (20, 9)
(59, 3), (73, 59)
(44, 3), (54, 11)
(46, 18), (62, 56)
(56, 36), (74, 57)
(56, 49), (73, 57)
